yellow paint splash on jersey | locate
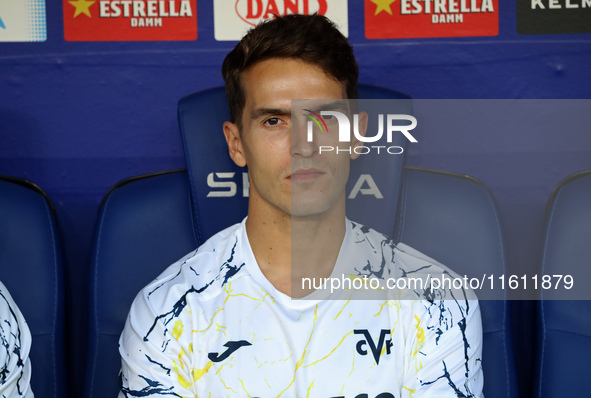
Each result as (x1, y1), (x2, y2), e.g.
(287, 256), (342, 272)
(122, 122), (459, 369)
(403, 385), (416, 397)
(412, 314), (426, 371)
(194, 306), (224, 334)
(414, 314), (426, 354)
(178, 347), (187, 370)
(306, 380), (315, 397)
(172, 320), (184, 341)
(220, 376), (237, 393)
(239, 378), (252, 397)
(172, 357), (214, 389)
(277, 305), (318, 397)
(172, 360), (192, 389)
(303, 330), (354, 368)
(373, 301), (389, 317)
(215, 362), (228, 375)
(224, 282), (264, 304)
(333, 299), (351, 320)
(348, 351), (356, 377)
(192, 361), (214, 381)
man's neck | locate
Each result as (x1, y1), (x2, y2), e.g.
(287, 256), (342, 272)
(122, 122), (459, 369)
(245, 198), (347, 298)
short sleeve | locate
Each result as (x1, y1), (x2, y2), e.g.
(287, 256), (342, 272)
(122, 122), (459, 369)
(118, 285), (197, 398)
(0, 281), (34, 398)
(401, 298), (484, 398)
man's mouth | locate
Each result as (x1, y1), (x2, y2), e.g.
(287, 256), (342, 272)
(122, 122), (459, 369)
(288, 168), (325, 181)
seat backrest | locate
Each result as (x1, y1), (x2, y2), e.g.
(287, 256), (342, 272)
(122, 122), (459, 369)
(178, 85), (412, 241)
(85, 170), (197, 398)
(536, 170), (591, 398)
(0, 176), (67, 398)
(395, 167), (519, 398)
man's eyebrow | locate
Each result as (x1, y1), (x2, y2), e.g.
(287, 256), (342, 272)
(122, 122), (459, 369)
(306, 101), (350, 113)
(250, 107), (291, 119)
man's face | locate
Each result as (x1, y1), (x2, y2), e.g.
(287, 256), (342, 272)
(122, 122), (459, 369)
(224, 58), (363, 219)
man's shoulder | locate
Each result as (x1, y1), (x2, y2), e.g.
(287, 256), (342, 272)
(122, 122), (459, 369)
(134, 221), (249, 310)
(347, 220), (478, 302)
(347, 220), (435, 275)
(348, 220), (459, 276)
(0, 281), (28, 329)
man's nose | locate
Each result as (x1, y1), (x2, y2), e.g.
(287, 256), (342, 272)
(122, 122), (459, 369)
(291, 119), (318, 157)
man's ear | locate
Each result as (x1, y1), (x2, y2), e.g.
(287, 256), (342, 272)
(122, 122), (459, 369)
(223, 121), (247, 167)
(350, 111), (368, 160)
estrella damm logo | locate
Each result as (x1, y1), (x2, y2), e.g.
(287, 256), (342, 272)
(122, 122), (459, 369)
(365, 0), (498, 39)
(63, 0), (198, 41)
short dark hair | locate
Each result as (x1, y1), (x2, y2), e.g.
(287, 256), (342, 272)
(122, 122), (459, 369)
(222, 14), (359, 128)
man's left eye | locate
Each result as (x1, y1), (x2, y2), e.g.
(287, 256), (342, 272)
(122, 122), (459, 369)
(264, 118), (281, 126)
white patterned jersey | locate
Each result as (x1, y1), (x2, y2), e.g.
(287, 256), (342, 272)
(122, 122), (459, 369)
(0, 281), (33, 398)
(119, 219), (483, 398)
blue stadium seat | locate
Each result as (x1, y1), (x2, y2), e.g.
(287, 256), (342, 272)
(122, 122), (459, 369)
(535, 170), (591, 398)
(394, 167), (518, 398)
(0, 176), (67, 398)
(85, 170), (198, 398)
(85, 86), (516, 397)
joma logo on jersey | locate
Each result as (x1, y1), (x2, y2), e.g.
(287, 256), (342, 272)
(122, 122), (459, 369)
(354, 329), (393, 365)
(208, 340), (252, 363)
(64, 0), (197, 41)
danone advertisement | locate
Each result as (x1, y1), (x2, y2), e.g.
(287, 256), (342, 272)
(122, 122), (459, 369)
(63, 0), (197, 41)
(214, 0), (348, 40)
